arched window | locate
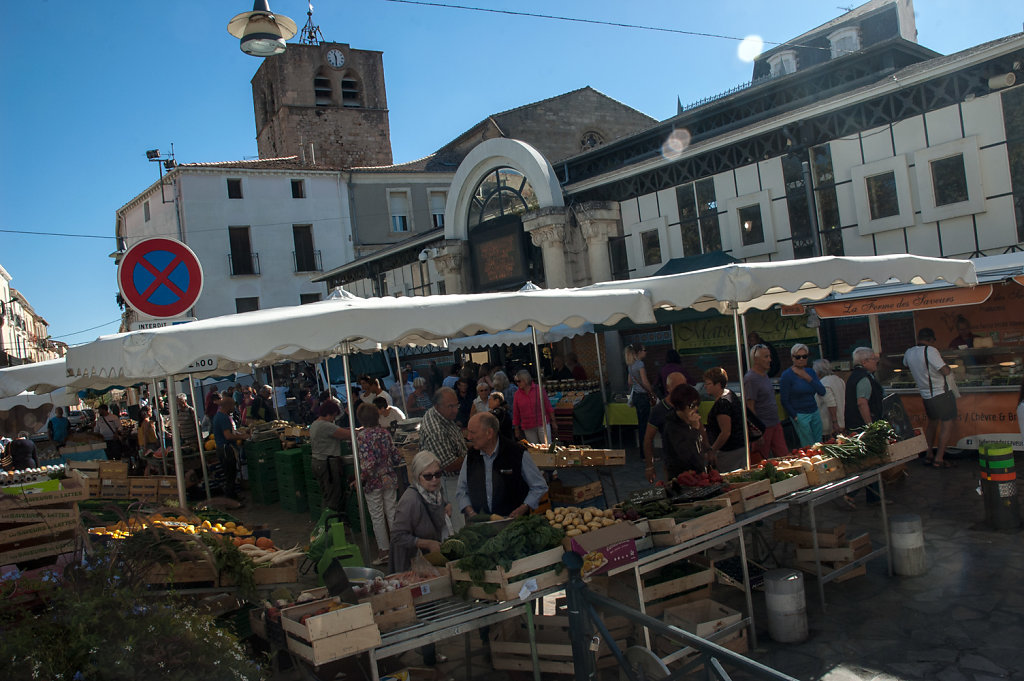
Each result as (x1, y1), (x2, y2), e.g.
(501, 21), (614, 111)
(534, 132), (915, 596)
(314, 70), (333, 106)
(828, 27), (861, 58)
(467, 167), (539, 228)
(341, 72), (361, 108)
(580, 131), (604, 151)
(768, 50), (798, 77)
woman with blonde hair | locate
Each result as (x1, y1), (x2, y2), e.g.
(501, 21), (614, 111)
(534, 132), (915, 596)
(813, 358), (846, 438)
(625, 343), (655, 439)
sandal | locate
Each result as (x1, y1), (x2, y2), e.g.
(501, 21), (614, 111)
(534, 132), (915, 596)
(932, 460), (954, 468)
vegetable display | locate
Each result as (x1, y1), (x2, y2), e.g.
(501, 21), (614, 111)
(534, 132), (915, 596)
(544, 505), (619, 536)
(445, 515), (565, 596)
(815, 421), (896, 464)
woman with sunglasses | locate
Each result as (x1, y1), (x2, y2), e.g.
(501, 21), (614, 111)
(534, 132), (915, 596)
(662, 384), (711, 480)
(389, 450), (453, 666)
(780, 343), (827, 447)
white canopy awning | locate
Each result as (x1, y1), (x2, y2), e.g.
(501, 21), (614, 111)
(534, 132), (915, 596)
(0, 388), (77, 412)
(0, 358), (69, 397)
(64, 287), (656, 381)
(582, 255), (978, 313)
(447, 323), (595, 351)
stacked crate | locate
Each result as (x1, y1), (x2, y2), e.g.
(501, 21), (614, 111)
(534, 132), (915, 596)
(245, 441), (280, 505)
(0, 470), (88, 570)
(302, 447), (323, 520)
(275, 449), (308, 513)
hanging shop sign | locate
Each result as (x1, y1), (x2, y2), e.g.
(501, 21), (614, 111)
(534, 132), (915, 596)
(672, 308), (816, 351)
(813, 285), (992, 319)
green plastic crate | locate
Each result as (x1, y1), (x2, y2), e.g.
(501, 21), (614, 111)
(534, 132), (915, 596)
(279, 494), (308, 513)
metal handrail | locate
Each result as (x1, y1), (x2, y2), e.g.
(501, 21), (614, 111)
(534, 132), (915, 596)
(563, 552), (797, 681)
(227, 252), (260, 276)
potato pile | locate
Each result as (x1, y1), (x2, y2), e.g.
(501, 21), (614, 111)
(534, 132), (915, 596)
(544, 506), (620, 537)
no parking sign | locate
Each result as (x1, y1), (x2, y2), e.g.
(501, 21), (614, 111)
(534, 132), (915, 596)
(118, 237), (204, 318)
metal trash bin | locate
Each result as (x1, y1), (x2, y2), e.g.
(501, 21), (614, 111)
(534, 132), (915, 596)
(764, 568), (808, 643)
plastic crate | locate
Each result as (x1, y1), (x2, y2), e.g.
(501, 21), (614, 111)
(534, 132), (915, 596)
(279, 494), (308, 513)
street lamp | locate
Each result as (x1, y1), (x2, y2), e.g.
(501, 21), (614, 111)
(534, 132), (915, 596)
(227, 0), (298, 57)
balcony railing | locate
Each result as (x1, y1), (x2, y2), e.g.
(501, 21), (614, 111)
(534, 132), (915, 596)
(293, 249), (322, 273)
(228, 252), (260, 276)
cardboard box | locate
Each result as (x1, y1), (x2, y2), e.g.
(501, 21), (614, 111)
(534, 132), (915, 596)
(562, 521), (643, 578)
(663, 598), (742, 639)
(281, 598), (380, 665)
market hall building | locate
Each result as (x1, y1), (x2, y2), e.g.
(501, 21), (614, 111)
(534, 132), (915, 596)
(319, 0), (1024, 449)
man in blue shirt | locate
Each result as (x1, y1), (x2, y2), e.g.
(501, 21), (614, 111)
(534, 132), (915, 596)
(457, 412), (547, 519)
(47, 407), (71, 448)
(213, 396), (247, 500)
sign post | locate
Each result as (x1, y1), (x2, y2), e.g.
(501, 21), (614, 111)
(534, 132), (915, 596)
(118, 237), (204, 319)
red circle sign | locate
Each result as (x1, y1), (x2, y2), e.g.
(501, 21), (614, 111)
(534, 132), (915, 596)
(118, 238), (204, 318)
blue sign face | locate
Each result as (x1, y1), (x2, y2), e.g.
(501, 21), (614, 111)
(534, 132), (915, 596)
(132, 250), (191, 305)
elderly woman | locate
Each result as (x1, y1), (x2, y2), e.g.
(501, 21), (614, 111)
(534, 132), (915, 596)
(813, 359), (846, 438)
(492, 371), (515, 407)
(702, 367), (747, 473)
(390, 450), (452, 667)
(779, 343), (827, 447)
(406, 376), (432, 417)
(356, 402), (401, 566)
(470, 377), (493, 417)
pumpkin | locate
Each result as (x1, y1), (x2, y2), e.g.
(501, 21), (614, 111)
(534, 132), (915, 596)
(204, 440), (216, 451)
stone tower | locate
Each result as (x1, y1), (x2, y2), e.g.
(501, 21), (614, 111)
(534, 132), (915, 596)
(251, 42), (393, 168)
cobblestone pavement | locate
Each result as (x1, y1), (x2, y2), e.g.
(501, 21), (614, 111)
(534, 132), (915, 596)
(231, 447), (1024, 681)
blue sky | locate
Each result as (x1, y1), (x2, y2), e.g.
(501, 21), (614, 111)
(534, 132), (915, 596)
(1, 0), (1019, 347)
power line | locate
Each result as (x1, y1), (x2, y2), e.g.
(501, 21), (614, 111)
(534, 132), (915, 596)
(379, 0), (828, 50)
(0, 228), (114, 240)
(50, 318), (122, 340)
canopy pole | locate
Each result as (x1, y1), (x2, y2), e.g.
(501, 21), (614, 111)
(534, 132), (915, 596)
(530, 326), (549, 445)
(187, 378), (212, 502)
(732, 307), (753, 471)
(268, 365), (280, 420)
(393, 347), (404, 407)
(594, 333), (612, 448)
(341, 351), (371, 559)
(166, 374), (189, 509)
(153, 379), (167, 475)
(323, 359), (332, 395)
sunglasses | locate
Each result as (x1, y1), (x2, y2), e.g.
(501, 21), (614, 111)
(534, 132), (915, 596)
(420, 471), (443, 481)
(793, 354), (809, 360)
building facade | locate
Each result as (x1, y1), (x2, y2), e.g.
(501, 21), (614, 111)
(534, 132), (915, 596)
(0, 264), (65, 366)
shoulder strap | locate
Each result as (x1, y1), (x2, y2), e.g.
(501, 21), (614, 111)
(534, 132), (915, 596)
(414, 491), (444, 536)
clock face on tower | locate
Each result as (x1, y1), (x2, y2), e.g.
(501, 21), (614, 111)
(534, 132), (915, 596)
(326, 49), (345, 69)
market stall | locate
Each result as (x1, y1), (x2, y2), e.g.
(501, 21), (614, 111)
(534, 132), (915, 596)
(812, 253), (1023, 450)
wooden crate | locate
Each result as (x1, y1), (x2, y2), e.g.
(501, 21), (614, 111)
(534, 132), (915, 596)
(804, 457), (846, 486)
(656, 628), (749, 669)
(770, 471), (808, 498)
(793, 532), (872, 582)
(252, 558), (301, 585)
(146, 560), (218, 585)
(0, 509), (80, 545)
(718, 480), (774, 514)
(282, 598), (380, 665)
(608, 555), (715, 621)
(360, 587), (417, 632)
(490, 614), (632, 674)
(664, 598), (741, 638)
(0, 506), (78, 524)
(0, 470), (88, 510)
(99, 479), (131, 499)
(887, 430), (928, 463)
(406, 567), (452, 604)
(648, 499), (735, 547)
(633, 519), (653, 553)
(548, 480), (603, 504)
(773, 520), (847, 548)
(98, 461), (129, 480)
(449, 546), (567, 601)
(0, 531), (79, 566)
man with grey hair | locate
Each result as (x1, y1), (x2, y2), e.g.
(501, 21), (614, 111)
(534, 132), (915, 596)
(845, 347), (882, 430)
(419, 387), (468, 530)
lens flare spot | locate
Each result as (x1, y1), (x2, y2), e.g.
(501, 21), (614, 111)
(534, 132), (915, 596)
(738, 35), (764, 63)
(661, 129), (692, 160)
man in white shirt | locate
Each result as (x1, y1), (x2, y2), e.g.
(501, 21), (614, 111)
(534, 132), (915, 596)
(903, 327), (957, 467)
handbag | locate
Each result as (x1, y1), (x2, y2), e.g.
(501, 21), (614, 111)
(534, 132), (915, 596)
(745, 408), (765, 442)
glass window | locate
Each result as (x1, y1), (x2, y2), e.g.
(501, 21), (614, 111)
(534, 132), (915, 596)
(930, 154), (969, 206)
(143, 201), (150, 222)
(865, 171), (899, 220)
(641, 229), (662, 266)
(291, 179), (305, 199)
(828, 27), (861, 58)
(429, 191), (446, 229)
(738, 205), (765, 247)
(389, 191), (410, 233)
(1001, 87), (1024, 241)
(468, 167), (539, 229)
(228, 226), (256, 276)
(227, 178), (243, 199)
(609, 236), (629, 280)
(293, 225), (318, 272)
(235, 297), (259, 313)
(676, 179), (721, 256)
(300, 293), (321, 305)
(768, 50), (797, 76)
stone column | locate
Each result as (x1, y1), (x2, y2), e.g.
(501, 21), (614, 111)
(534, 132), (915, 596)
(576, 201), (622, 284)
(522, 207), (569, 289)
(433, 239), (468, 294)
